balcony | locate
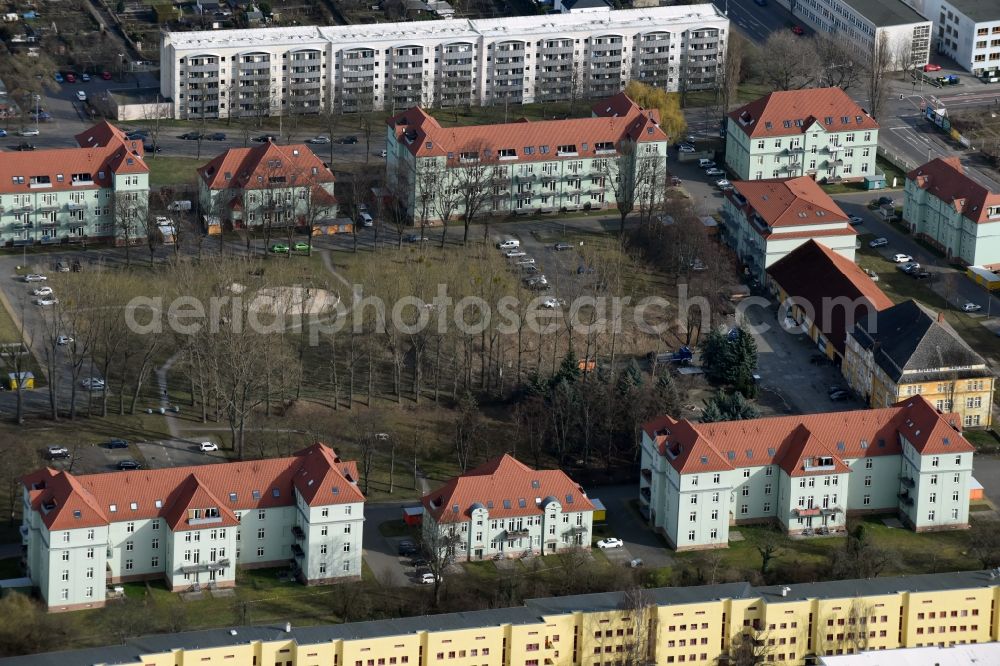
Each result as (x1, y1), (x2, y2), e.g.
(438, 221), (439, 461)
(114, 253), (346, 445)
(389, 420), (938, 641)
(639, 487), (651, 502)
(188, 516), (223, 526)
(793, 507), (821, 517)
(565, 525), (587, 535)
(292, 544), (305, 559)
(292, 525), (305, 540)
(899, 475), (915, 488)
(180, 558), (231, 574)
(641, 468), (652, 482)
(820, 506), (842, 516)
(506, 528), (530, 538)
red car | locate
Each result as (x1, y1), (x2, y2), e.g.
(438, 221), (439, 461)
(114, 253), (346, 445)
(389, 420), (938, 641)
(923, 63), (942, 72)
(64, 73), (76, 83)
(101, 71), (112, 80)
(791, 25), (804, 35)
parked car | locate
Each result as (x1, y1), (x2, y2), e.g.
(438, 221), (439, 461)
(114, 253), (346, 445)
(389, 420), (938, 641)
(293, 241), (310, 252)
(56, 335), (74, 345)
(34, 297), (58, 306)
(143, 143), (162, 153)
(891, 253), (913, 263)
(597, 538), (624, 549)
(13, 142), (36, 151)
(715, 178), (733, 190)
(117, 460), (142, 470)
(404, 234), (429, 243)
(398, 539), (418, 556)
(23, 274), (47, 282)
(269, 243), (290, 254)
(101, 71), (112, 80)
(76, 90), (87, 102)
(515, 257), (535, 265)
(64, 73), (76, 83)
(698, 159), (715, 169)
(628, 558), (644, 568)
(962, 302), (982, 312)
(541, 297), (565, 309)
(46, 446), (70, 459)
(106, 438), (128, 449)
(705, 167), (725, 177)
(252, 134), (277, 143)
(359, 212), (374, 227)
(0, 129), (6, 137)
(32, 286), (53, 296)
(340, 136), (359, 144)
(179, 132), (203, 140)
(125, 130), (149, 140)
(497, 239), (520, 250)
(54, 72), (64, 83)
(307, 135), (331, 144)
(81, 73), (91, 82)
(912, 271), (931, 279)
(864, 268), (879, 282)
(677, 144), (696, 153)
(791, 24), (804, 35)
(206, 132), (226, 141)
(897, 262), (920, 273)
(505, 249), (527, 258)
(167, 200), (192, 211)
(19, 128), (40, 137)
(81, 377), (105, 390)
(420, 572), (441, 584)
(199, 441), (219, 452)
(878, 196), (895, 207)
(849, 215), (863, 225)
(553, 242), (573, 251)
(923, 63), (942, 72)
(669, 176), (682, 186)
(869, 237), (888, 248)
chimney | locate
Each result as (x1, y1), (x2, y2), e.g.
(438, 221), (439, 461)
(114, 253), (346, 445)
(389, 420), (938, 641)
(780, 586), (791, 597)
(285, 622), (292, 633)
(938, 311), (944, 323)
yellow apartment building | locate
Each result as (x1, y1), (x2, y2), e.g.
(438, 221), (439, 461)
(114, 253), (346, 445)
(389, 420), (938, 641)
(8, 570), (1000, 666)
(842, 300), (995, 428)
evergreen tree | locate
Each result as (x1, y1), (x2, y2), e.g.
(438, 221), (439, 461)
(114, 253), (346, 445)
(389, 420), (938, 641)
(550, 348), (582, 387)
(617, 358), (643, 396)
(700, 391), (759, 423)
(700, 328), (733, 385)
(654, 371), (680, 415)
(731, 328), (759, 397)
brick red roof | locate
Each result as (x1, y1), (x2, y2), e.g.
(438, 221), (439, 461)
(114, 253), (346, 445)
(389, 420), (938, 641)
(643, 397), (970, 476)
(22, 443), (363, 532)
(388, 94), (668, 165)
(198, 141), (336, 191)
(907, 157), (1000, 225)
(0, 120), (148, 193)
(422, 454), (594, 523)
(767, 240), (893, 355)
(729, 177), (853, 232)
(728, 87), (879, 139)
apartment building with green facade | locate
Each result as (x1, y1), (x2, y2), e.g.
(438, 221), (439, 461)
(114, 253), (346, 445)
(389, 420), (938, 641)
(384, 93), (670, 222)
(725, 87), (879, 184)
(0, 122), (149, 247)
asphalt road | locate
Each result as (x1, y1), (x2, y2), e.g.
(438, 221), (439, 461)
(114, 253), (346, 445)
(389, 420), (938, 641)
(710, 0), (806, 43)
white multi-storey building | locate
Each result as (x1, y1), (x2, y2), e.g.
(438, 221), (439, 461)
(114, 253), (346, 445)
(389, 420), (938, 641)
(639, 397), (973, 551)
(159, 5), (728, 119)
(21, 444), (364, 612)
(421, 455), (595, 561)
(775, 0), (931, 68)
(902, 0), (1000, 74)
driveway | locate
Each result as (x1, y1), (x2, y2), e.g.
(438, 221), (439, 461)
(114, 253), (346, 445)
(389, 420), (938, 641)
(741, 303), (864, 415)
(972, 454), (1000, 507)
(134, 437), (225, 470)
(587, 484), (673, 568)
(362, 502), (414, 587)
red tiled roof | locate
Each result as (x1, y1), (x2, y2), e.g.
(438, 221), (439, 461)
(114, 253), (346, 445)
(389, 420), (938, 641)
(643, 397), (970, 476)
(422, 454), (594, 523)
(907, 157), (1000, 224)
(728, 87), (879, 139)
(591, 92), (640, 119)
(22, 443), (363, 531)
(0, 121), (148, 194)
(198, 141), (335, 191)
(730, 177), (851, 229)
(767, 240), (893, 355)
(387, 94), (669, 165)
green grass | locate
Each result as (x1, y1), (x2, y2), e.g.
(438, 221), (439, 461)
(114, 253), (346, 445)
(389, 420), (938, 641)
(145, 156), (204, 188)
(876, 156), (907, 190)
(675, 517), (979, 578)
(969, 503), (993, 512)
(963, 429), (999, 449)
(0, 298), (22, 345)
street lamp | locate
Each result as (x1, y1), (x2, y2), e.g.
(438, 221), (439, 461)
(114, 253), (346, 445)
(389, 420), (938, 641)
(33, 94), (40, 133)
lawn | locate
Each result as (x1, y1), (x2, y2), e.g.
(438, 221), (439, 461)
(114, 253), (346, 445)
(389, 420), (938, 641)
(674, 516), (980, 580)
(0, 297), (22, 345)
(145, 156), (204, 188)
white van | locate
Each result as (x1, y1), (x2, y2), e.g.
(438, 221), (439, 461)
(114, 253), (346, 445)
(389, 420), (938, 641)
(167, 200), (192, 211)
(497, 239), (520, 250)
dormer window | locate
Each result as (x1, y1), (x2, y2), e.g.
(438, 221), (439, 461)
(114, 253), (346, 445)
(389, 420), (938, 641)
(556, 144), (577, 156)
(498, 148), (516, 159)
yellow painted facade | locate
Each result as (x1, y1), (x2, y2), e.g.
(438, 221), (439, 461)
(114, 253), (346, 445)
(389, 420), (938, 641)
(21, 572), (1000, 666)
(867, 373), (995, 429)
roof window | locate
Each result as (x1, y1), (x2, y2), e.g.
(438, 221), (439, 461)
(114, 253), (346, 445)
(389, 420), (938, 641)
(764, 121), (772, 129)
(155, 499), (162, 508)
(252, 490), (261, 500)
(229, 493), (238, 502)
(518, 498), (527, 508)
(565, 494), (574, 504)
(783, 120), (791, 128)
(700, 455), (708, 464)
(332, 487), (340, 495)
(110, 504), (117, 512)
(503, 499), (512, 509)
(531, 480), (540, 489)
(272, 488), (280, 498)
(130, 502), (138, 510)
(73, 510), (82, 519)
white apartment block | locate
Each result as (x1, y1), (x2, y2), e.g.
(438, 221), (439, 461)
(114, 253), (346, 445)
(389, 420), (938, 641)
(777, 0), (931, 68)
(386, 93), (669, 220)
(902, 0), (1000, 74)
(639, 397), (973, 551)
(21, 444), (364, 612)
(159, 5), (728, 120)
(421, 455), (594, 561)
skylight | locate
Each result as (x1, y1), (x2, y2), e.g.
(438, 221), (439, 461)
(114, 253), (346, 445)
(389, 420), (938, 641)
(252, 490), (261, 500)
(229, 493), (238, 502)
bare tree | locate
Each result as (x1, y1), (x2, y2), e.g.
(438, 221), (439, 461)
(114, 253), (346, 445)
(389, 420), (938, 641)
(814, 35), (863, 91)
(619, 587), (656, 666)
(865, 32), (893, 122)
(453, 147), (494, 244)
(728, 628), (771, 666)
(418, 519), (462, 605)
(820, 597), (875, 656)
(758, 31), (820, 91)
(717, 31), (747, 124)
(968, 520), (1000, 568)
(0, 295), (32, 424)
(112, 189), (148, 268)
(602, 140), (658, 237)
